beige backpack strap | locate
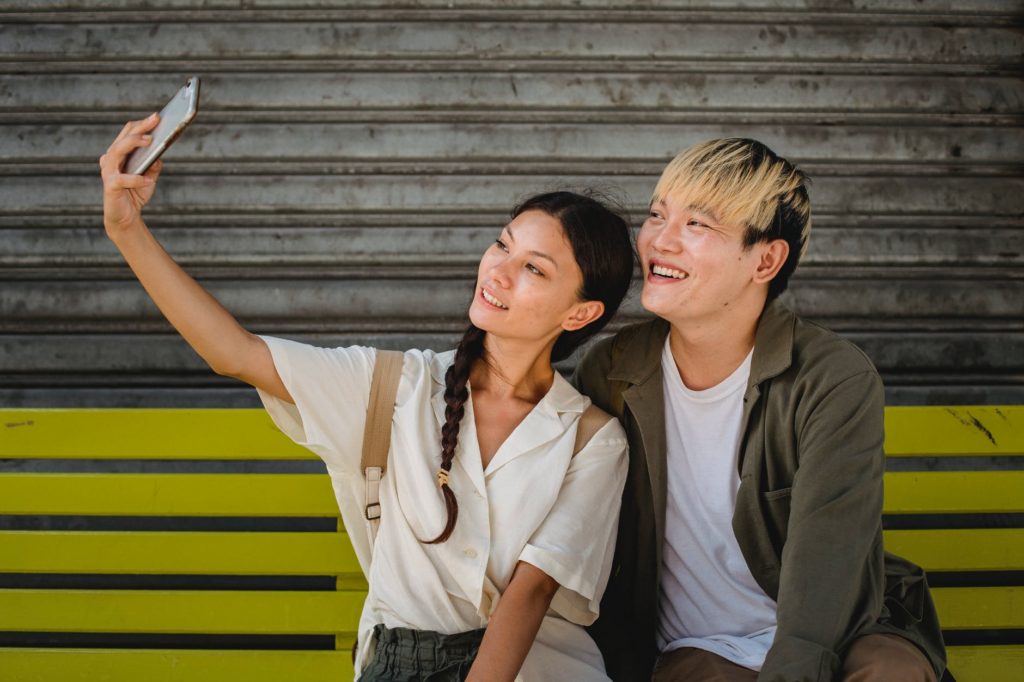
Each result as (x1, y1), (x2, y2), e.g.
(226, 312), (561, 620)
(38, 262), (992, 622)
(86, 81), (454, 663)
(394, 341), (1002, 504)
(361, 350), (404, 549)
(573, 403), (613, 456)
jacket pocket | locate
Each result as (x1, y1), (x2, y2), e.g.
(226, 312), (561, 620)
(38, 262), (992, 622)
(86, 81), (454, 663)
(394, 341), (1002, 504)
(762, 486), (792, 501)
(761, 487), (792, 548)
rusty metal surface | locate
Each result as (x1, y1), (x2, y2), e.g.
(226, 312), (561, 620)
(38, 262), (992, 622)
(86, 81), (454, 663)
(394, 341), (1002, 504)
(0, 1), (1021, 406)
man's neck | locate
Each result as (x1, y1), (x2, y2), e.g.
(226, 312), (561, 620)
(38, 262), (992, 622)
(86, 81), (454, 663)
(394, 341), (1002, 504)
(666, 307), (762, 391)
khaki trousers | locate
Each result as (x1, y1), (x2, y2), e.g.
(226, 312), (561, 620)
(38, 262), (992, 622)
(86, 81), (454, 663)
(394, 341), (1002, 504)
(651, 634), (937, 682)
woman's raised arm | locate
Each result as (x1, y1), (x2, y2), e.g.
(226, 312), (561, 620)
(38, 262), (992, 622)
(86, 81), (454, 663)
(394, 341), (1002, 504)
(99, 114), (292, 402)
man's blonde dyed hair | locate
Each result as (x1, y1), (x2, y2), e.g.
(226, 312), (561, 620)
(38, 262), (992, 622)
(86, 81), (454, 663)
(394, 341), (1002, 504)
(652, 138), (812, 299)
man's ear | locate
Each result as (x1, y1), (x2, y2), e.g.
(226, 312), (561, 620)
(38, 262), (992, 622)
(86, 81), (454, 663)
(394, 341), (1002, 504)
(753, 239), (790, 285)
(563, 300), (605, 332)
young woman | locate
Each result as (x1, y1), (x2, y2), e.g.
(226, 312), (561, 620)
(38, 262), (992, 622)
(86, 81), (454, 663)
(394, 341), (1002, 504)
(99, 115), (635, 681)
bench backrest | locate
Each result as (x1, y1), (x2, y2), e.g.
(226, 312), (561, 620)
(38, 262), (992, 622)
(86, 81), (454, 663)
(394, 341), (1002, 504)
(1, 406), (1022, 681)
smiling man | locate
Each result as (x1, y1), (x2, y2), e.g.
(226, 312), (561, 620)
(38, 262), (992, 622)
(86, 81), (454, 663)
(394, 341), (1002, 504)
(573, 139), (947, 682)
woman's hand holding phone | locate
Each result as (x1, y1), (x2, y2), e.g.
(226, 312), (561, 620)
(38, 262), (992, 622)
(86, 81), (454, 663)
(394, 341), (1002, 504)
(98, 113), (165, 239)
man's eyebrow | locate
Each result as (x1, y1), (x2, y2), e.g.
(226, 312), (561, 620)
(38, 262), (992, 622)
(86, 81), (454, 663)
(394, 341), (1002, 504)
(650, 199), (719, 223)
(688, 205), (721, 224)
(503, 225), (558, 270)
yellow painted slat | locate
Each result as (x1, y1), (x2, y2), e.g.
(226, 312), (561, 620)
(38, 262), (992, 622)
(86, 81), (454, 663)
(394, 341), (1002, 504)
(932, 587), (1024, 629)
(7, 472), (1019, 517)
(0, 473), (338, 516)
(0, 648), (355, 682)
(0, 531), (363, 577)
(0, 409), (314, 460)
(946, 645), (1024, 682)
(883, 471), (1024, 514)
(0, 589), (365, 634)
(883, 529), (1024, 572)
(0, 648), (1019, 682)
(10, 529), (1020, 577)
(884, 406), (1024, 457)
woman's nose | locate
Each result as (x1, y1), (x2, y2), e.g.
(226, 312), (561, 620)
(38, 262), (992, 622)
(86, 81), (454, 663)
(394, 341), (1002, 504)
(487, 259), (513, 287)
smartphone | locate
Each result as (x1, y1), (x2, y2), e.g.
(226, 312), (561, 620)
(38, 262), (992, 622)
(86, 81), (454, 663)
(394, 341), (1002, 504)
(123, 76), (200, 175)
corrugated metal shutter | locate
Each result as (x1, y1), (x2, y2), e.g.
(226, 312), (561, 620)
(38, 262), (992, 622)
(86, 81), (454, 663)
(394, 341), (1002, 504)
(1, 0), (1021, 407)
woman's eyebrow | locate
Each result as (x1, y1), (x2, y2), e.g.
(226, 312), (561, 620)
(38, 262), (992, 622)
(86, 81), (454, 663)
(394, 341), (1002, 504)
(505, 225), (559, 270)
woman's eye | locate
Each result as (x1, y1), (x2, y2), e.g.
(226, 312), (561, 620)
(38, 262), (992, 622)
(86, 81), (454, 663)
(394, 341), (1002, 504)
(688, 220), (708, 229)
(526, 263), (543, 276)
(494, 239), (509, 251)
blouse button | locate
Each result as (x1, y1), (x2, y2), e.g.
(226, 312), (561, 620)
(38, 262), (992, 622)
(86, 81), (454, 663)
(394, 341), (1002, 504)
(464, 547), (478, 559)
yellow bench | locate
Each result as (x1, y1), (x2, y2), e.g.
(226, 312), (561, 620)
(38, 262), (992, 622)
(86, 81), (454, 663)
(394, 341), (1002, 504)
(1, 406), (1022, 681)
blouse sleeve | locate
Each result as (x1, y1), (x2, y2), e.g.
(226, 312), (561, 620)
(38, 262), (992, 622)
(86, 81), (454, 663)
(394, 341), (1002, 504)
(518, 417), (628, 625)
(255, 335), (376, 475)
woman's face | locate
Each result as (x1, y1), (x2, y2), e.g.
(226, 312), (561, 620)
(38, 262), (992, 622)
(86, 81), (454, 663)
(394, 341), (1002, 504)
(468, 209), (597, 345)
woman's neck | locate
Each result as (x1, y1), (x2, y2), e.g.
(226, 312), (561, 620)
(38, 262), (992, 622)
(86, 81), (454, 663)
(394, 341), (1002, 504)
(471, 335), (556, 403)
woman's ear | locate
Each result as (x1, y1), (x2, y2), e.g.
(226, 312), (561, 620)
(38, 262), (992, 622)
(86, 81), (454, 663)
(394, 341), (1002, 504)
(753, 239), (790, 285)
(562, 300), (605, 332)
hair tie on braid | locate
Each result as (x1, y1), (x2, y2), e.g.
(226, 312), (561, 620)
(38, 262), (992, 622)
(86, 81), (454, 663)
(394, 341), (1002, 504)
(424, 323), (486, 544)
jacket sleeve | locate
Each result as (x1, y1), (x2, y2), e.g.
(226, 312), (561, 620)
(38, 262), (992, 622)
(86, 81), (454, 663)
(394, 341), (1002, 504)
(758, 370), (887, 682)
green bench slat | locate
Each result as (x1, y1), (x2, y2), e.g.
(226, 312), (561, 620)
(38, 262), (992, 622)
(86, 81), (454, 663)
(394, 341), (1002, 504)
(882, 529), (1024, 572)
(0, 589), (365, 634)
(932, 587), (1024, 630)
(0, 473), (337, 516)
(0, 645), (1018, 682)
(5, 471), (1022, 516)
(0, 409), (313, 460)
(3, 406), (1020, 460)
(3, 587), (1016, 634)
(3, 529), (1019, 576)
(946, 645), (1024, 682)
(0, 648), (355, 682)
(884, 406), (1023, 456)
(883, 471), (1024, 514)
(0, 531), (363, 577)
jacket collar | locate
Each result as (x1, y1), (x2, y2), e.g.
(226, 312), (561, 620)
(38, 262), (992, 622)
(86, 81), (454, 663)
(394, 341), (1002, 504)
(607, 298), (797, 390)
(603, 299), (798, 575)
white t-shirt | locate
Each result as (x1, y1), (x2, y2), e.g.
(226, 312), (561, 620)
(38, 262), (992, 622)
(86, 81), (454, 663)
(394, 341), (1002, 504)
(256, 337), (628, 681)
(657, 338), (778, 671)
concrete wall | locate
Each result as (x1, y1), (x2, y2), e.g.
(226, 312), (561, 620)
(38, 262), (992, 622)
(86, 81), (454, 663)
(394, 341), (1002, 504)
(2, 0), (1022, 407)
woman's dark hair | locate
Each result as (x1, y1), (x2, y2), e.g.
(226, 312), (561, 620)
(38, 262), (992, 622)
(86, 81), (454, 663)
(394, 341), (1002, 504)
(426, 190), (636, 543)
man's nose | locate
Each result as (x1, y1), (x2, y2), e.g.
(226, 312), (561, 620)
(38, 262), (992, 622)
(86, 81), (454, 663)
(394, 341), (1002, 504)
(651, 220), (683, 253)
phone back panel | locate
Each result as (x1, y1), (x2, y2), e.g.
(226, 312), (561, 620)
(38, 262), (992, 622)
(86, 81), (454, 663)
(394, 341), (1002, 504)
(123, 77), (200, 175)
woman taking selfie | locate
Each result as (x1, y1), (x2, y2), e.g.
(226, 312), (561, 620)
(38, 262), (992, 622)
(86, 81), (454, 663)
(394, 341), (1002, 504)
(98, 115), (635, 682)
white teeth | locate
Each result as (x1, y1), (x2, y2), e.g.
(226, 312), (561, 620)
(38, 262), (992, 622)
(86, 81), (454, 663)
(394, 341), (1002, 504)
(652, 264), (688, 280)
(482, 289), (508, 309)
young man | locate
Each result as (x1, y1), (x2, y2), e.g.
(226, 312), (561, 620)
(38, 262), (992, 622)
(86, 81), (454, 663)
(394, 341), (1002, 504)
(573, 139), (946, 682)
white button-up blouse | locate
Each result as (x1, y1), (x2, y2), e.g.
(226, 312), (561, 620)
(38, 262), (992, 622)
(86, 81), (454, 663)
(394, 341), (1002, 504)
(256, 337), (628, 681)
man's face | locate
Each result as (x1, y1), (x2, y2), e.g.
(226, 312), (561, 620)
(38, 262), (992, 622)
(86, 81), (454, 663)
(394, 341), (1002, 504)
(637, 193), (765, 325)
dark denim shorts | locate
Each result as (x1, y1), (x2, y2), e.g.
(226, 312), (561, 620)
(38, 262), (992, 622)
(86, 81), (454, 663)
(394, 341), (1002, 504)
(358, 624), (486, 681)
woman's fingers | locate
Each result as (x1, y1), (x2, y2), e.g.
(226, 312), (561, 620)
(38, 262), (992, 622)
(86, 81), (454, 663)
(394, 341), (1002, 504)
(113, 113), (159, 144)
(106, 171), (155, 191)
(143, 158), (164, 183)
(112, 132), (153, 159)
(102, 114), (161, 171)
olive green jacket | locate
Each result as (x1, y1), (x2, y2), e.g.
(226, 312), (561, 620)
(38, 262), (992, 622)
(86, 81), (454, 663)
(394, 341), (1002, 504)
(572, 300), (946, 682)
